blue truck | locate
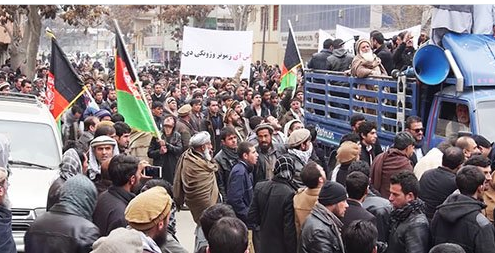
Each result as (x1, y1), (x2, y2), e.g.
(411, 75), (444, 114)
(304, 32), (495, 152)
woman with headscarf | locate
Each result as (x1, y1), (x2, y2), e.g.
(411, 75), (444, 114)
(46, 148), (88, 211)
(248, 154), (299, 253)
(25, 175), (100, 253)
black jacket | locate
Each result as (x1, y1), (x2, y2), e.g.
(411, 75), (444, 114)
(387, 203), (429, 253)
(431, 194), (495, 253)
(300, 203), (345, 253)
(248, 177), (298, 253)
(307, 49), (332, 70)
(24, 204), (100, 253)
(214, 146), (239, 202)
(418, 166), (457, 220)
(148, 131), (183, 184)
(374, 44), (394, 75)
(92, 186), (135, 236)
(341, 199), (377, 228)
(362, 192), (392, 242)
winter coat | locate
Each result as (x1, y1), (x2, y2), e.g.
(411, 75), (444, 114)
(374, 44), (394, 75)
(256, 144), (286, 182)
(24, 204), (99, 253)
(248, 177), (298, 253)
(371, 148), (414, 198)
(341, 199), (377, 228)
(418, 166), (457, 220)
(92, 186), (135, 236)
(327, 48), (353, 72)
(175, 118), (195, 151)
(201, 111), (224, 155)
(362, 192), (392, 242)
(293, 187), (320, 239)
(307, 49), (332, 70)
(214, 146), (239, 202)
(431, 193), (495, 253)
(148, 131), (183, 184)
(300, 203), (345, 253)
(227, 161), (254, 225)
(387, 201), (429, 253)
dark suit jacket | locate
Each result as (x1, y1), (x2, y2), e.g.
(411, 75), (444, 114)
(341, 199), (377, 228)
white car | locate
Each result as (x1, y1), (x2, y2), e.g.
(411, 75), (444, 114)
(0, 93), (62, 252)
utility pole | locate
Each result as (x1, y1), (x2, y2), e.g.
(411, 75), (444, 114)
(261, 5), (268, 63)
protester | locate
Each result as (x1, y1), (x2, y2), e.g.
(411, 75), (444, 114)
(0, 167), (15, 253)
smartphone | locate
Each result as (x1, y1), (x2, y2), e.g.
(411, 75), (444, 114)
(144, 165), (162, 179)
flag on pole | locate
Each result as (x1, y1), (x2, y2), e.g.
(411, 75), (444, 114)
(45, 37), (85, 120)
(114, 23), (159, 135)
(278, 21), (303, 94)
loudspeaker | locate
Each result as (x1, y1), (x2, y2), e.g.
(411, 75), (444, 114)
(413, 44), (450, 85)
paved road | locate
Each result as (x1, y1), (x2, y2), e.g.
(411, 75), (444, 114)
(175, 210), (196, 253)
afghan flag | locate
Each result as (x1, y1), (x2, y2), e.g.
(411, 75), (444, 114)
(45, 38), (85, 120)
(115, 26), (158, 135)
(278, 25), (303, 94)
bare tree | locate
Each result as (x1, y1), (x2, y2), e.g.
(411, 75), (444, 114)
(382, 5), (431, 31)
(0, 5), (109, 79)
(224, 5), (255, 31)
(157, 5), (215, 39)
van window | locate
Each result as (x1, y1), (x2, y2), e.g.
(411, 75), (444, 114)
(435, 101), (471, 138)
(0, 120), (60, 168)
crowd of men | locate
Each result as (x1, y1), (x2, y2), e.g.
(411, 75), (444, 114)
(0, 26), (494, 253)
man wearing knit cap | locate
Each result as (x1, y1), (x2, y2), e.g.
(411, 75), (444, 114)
(286, 128), (313, 188)
(329, 141), (361, 186)
(175, 103), (196, 151)
(173, 131), (219, 248)
(125, 186), (173, 253)
(300, 180), (348, 253)
(255, 123), (286, 181)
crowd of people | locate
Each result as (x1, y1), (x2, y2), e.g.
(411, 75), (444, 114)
(0, 25), (494, 253)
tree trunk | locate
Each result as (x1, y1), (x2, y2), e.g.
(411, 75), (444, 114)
(23, 5), (42, 79)
(9, 6), (41, 80)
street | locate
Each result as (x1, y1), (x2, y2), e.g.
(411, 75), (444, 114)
(175, 210), (196, 253)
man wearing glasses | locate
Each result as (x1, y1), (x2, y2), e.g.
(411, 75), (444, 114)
(0, 166), (16, 252)
(405, 116), (425, 166)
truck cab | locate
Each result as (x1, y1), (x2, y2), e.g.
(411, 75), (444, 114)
(304, 32), (495, 152)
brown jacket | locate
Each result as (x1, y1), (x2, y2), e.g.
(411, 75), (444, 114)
(350, 54), (387, 78)
(293, 187), (321, 239)
(371, 148), (413, 198)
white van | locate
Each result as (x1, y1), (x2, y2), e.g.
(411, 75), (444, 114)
(0, 93), (62, 252)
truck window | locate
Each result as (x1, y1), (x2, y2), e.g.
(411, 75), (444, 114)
(476, 101), (495, 143)
(435, 101), (471, 138)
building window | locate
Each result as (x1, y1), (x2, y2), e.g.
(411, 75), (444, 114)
(273, 5), (279, 31)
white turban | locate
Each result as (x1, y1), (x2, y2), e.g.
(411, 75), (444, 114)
(189, 131), (211, 148)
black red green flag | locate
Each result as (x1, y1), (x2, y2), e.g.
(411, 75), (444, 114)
(278, 26), (303, 94)
(45, 38), (85, 120)
(115, 25), (158, 135)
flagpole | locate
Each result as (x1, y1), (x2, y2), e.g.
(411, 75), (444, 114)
(287, 20), (303, 98)
(113, 19), (162, 140)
